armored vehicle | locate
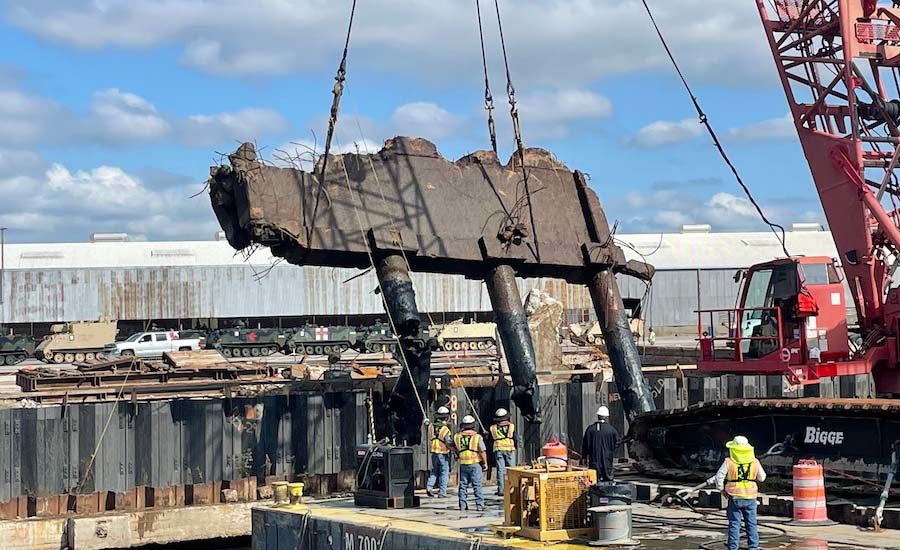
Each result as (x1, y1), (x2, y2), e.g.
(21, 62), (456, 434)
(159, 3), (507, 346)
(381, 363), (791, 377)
(0, 332), (34, 366)
(429, 321), (497, 351)
(206, 326), (287, 357)
(35, 319), (118, 364)
(357, 322), (399, 353)
(286, 324), (360, 355)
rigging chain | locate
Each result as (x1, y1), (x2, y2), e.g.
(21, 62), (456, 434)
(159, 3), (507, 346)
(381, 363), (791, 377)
(640, 0), (790, 258)
(492, 0), (541, 260)
(308, 0), (359, 246)
(475, 0), (498, 154)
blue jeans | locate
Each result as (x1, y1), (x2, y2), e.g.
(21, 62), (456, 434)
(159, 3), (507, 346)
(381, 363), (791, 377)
(494, 450), (515, 493)
(426, 453), (450, 497)
(726, 497), (759, 550)
(458, 463), (484, 510)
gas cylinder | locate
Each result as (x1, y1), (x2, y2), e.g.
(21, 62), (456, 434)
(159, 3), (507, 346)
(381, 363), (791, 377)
(541, 437), (568, 467)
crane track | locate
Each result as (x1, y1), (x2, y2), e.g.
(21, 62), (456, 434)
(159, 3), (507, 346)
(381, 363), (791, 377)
(629, 398), (900, 486)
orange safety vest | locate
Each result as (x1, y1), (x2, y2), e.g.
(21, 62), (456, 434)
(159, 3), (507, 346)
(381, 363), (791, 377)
(490, 422), (516, 452)
(454, 431), (483, 465)
(430, 423), (451, 454)
(724, 457), (760, 499)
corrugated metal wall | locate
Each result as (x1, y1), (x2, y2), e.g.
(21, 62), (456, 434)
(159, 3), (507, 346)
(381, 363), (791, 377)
(0, 266), (603, 324)
(5, 264), (851, 328)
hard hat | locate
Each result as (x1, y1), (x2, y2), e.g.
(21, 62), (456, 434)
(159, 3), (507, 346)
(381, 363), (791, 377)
(597, 405), (610, 418)
(436, 406), (450, 415)
(461, 415), (477, 427)
(727, 435), (750, 447)
(494, 407), (509, 419)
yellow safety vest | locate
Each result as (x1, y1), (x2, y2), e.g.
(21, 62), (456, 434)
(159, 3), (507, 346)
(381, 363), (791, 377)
(724, 457), (760, 499)
(454, 431), (482, 465)
(430, 423), (451, 454)
(490, 422), (515, 452)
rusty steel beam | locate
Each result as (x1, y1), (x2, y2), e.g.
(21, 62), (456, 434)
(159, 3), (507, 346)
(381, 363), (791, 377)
(485, 263), (541, 422)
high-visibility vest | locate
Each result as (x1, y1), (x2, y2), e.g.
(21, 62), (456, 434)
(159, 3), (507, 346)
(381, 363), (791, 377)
(454, 431), (482, 465)
(490, 422), (515, 452)
(430, 423), (451, 454)
(724, 457), (761, 499)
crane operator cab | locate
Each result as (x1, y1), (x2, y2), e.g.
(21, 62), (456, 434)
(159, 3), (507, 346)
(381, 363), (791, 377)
(698, 257), (854, 384)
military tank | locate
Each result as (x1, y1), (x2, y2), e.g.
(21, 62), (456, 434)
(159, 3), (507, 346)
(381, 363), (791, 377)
(285, 324), (361, 355)
(206, 325), (288, 358)
(429, 320), (497, 351)
(35, 319), (118, 364)
(357, 322), (400, 353)
(0, 332), (34, 366)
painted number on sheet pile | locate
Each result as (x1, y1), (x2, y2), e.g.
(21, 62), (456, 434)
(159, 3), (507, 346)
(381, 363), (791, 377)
(343, 532), (379, 550)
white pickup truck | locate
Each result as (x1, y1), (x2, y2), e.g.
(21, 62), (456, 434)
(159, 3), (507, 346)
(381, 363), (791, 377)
(103, 330), (205, 358)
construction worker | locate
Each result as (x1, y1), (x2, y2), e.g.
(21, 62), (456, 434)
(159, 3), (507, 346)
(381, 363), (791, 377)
(489, 408), (516, 496)
(711, 435), (767, 550)
(453, 415), (487, 511)
(580, 405), (619, 481)
(426, 406), (453, 498)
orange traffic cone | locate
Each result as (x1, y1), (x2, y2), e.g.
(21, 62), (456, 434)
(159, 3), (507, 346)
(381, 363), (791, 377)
(791, 460), (834, 525)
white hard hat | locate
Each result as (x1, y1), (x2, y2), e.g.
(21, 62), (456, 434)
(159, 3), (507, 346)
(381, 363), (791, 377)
(495, 408), (508, 418)
(729, 435), (749, 446)
(597, 405), (610, 418)
(437, 406), (450, 415)
(462, 415), (476, 425)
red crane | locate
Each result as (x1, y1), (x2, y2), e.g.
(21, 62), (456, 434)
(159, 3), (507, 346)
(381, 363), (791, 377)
(698, 0), (900, 392)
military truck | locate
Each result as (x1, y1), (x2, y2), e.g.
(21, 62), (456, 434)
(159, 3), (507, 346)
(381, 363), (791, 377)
(285, 324), (360, 355)
(429, 321), (497, 351)
(206, 326), (288, 357)
(0, 332), (34, 366)
(35, 319), (118, 364)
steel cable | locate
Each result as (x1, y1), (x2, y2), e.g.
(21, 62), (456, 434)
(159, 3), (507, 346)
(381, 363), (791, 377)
(639, 0), (791, 258)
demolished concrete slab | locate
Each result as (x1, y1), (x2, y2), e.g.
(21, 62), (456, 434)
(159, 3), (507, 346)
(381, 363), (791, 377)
(208, 137), (656, 438)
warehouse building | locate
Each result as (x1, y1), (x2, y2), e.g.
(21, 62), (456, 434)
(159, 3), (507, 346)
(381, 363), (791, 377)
(0, 224), (838, 337)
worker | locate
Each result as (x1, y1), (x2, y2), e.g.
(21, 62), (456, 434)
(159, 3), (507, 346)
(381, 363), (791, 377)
(489, 408), (516, 495)
(453, 415), (487, 511)
(581, 405), (619, 481)
(425, 406), (453, 498)
(710, 435), (767, 550)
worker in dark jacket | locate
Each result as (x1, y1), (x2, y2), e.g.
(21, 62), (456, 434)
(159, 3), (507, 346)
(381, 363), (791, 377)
(581, 405), (619, 481)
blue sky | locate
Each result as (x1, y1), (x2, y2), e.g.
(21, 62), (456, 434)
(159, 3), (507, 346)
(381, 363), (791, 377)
(0, 0), (824, 243)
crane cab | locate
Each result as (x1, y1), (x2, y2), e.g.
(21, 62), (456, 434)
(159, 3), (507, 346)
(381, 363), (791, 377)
(697, 257), (863, 384)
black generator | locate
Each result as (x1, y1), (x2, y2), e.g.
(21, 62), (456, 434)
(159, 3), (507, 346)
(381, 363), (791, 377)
(354, 444), (419, 509)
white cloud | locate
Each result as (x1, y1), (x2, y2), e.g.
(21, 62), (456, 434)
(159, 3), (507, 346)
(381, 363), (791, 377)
(87, 88), (170, 143)
(727, 113), (795, 142)
(180, 108), (289, 147)
(0, 89), (69, 146)
(0, 151), (217, 242)
(630, 118), (702, 148)
(609, 183), (815, 234)
(520, 89), (612, 122)
(6, 1), (776, 87)
(388, 102), (464, 140)
(0, 84), (288, 149)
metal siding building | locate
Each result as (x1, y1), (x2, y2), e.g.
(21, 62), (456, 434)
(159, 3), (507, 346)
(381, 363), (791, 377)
(0, 228), (841, 328)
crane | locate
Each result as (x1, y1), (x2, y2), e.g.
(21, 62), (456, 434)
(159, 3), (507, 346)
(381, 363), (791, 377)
(697, 0), (900, 394)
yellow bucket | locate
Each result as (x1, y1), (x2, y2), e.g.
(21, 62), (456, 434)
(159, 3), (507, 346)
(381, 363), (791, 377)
(288, 482), (305, 505)
(272, 481), (289, 506)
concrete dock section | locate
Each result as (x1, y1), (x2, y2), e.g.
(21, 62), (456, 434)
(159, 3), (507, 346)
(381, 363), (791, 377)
(252, 493), (900, 550)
